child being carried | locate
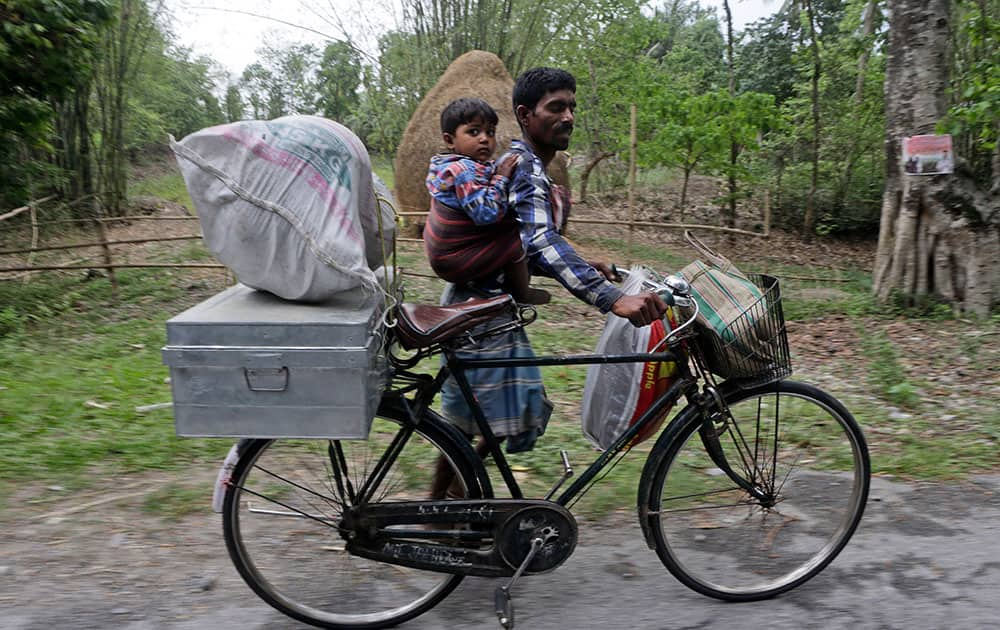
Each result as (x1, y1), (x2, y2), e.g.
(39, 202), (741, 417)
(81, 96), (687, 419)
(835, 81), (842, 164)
(423, 97), (550, 305)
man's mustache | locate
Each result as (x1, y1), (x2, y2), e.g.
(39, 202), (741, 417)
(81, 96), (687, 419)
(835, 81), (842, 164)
(556, 123), (574, 134)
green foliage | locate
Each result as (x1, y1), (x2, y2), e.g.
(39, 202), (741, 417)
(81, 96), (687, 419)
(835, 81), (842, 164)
(569, 10), (661, 160)
(646, 2), (727, 93)
(350, 45), (415, 154)
(636, 88), (775, 213)
(943, 1), (1000, 186)
(737, 15), (797, 102)
(131, 43), (226, 143)
(567, 2), (732, 199)
(0, 0), (112, 103)
(223, 84), (244, 122)
(742, 0), (887, 235)
(0, 0), (112, 206)
(887, 290), (957, 320)
(316, 41), (362, 122)
(0, 306), (23, 338)
(239, 43), (324, 120)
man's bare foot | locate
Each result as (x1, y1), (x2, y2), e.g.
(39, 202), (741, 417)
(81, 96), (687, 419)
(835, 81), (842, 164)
(516, 287), (551, 305)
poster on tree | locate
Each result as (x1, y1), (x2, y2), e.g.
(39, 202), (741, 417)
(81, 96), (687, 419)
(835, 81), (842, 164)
(902, 134), (954, 175)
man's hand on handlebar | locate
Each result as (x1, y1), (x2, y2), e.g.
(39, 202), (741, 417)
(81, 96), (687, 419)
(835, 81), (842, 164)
(611, 292), (668, 328)
(591, 261), (622, 283)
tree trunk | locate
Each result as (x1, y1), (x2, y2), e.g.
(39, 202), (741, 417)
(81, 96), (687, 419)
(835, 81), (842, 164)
(578, 152), (614, 204)
(802, 0), (822, 239)
(873, 0), (999, 316)
(833, 0), (880, 220)
(722, 0), (738, 230)
(578, 59), (615, 205)
(76, 86), (95, 202)
(854, 0), (878, 107)
(53, 99), (79, 199)
(680, 167), (693, 222)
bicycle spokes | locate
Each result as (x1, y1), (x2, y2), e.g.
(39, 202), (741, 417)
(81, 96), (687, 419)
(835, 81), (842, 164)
(649, 383), (869, 600)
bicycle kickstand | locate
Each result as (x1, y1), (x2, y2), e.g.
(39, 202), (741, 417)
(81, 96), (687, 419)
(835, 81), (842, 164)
(494, 536), (546, 629)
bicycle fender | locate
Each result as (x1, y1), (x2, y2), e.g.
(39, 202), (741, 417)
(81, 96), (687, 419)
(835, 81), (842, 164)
(635, 402), (702, 550)
(212, 439), (252, 512)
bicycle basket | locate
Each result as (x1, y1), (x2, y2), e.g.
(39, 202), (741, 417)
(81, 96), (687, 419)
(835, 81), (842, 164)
(691, 273), (792, 388)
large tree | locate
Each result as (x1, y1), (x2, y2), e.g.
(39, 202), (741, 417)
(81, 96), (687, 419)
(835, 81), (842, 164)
(0, 0), (112, 207)
(873, 0), (999, 315)
(239, 44), (320, 120)
(93, 0), (166, 216)
(316, 41), (362, 122)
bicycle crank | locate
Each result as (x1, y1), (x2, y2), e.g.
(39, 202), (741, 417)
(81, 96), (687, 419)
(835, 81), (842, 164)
(343, 499), (578, 578)
(494, 506), (571, 629)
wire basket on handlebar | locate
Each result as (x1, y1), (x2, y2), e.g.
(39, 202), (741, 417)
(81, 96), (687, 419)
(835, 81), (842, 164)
(692, 273), (791, 389)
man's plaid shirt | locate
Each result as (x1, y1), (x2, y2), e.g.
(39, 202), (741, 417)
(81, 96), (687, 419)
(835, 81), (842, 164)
(503, 139), (623, 313)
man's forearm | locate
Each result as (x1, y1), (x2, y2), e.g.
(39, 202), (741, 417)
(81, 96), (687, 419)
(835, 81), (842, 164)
(527, 232), (623, 312)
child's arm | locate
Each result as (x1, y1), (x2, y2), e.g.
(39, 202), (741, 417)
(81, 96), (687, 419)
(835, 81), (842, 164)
(450, 158), (516, 225)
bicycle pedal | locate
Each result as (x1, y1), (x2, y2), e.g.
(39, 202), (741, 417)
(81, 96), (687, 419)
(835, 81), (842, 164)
(492, 534), (545, 628)
(494, 586), (514, 629)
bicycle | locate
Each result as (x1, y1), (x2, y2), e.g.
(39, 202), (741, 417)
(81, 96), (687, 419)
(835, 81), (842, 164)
(215, 268), (870, 629)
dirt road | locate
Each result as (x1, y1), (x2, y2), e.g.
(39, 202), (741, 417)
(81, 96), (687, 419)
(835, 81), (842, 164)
(3, 473), (999, 630)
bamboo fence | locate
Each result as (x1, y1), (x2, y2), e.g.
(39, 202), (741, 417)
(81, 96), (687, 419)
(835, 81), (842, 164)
(0, 196), (224, 292)
(2, 181), (851, 289)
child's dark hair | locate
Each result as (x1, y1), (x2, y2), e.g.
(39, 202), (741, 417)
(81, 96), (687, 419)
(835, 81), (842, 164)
(440, 98), (499, 134)
(512, 68), (576, 112)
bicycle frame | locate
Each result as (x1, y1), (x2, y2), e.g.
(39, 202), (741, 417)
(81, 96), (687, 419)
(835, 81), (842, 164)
(411, 343), (703, 505)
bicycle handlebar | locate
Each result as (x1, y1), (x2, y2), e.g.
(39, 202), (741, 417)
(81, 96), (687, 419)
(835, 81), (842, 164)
(612, 265), (700, 346)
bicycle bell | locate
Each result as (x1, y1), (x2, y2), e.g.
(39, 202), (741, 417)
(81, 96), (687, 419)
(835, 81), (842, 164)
(664, 275), (691, 296)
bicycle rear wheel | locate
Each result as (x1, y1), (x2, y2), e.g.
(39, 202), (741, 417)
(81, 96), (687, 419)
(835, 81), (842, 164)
(222, 409), (487, 629)
(641, 380), (870, 601)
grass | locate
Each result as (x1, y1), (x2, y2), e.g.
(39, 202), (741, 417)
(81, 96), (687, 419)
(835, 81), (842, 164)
(859, 328), (920, 407)
(143, 482), (211, 520)
(163, 240), (214, 263)
(0, 269), (231, 508)
(857, 398), (1000, 479)
(129, 173), (195, 213)
(371, 153), (395, 190)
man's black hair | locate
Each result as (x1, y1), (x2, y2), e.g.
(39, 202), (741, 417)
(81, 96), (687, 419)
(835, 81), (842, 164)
(512, 67), (576, 112)
(440, 97), (499, 134)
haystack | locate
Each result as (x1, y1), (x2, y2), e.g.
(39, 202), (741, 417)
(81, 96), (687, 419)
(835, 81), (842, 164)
(394, 51), (569, 230)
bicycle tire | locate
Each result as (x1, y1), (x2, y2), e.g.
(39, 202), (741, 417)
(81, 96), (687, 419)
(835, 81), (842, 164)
(638, 380), (870, 601)
(222, 406), (490, 629)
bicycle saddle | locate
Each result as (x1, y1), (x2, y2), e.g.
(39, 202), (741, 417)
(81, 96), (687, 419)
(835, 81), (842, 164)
(393, 295), (516, 350)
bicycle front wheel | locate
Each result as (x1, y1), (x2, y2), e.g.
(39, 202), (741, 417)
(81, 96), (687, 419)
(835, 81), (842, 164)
(641, 380), (870, 601)
(222, 410), (487, 629)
